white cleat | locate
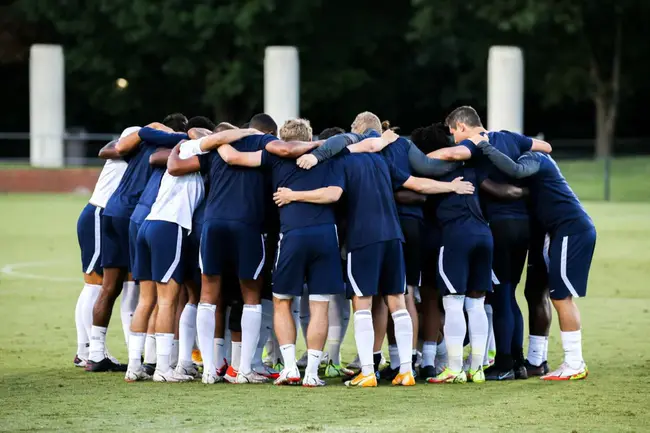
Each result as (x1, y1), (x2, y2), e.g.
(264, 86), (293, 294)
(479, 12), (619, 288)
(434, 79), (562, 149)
(302, 374), (326, 387)
(274, 366), (301, 386)
(235, 371), (269, 384)
(202, 372), (218, 384)
(153, 369), (193, 383)
(347, 354), (361, 370)
(124, 367), (151, 382)
(175, 361), (200, 379)
(297, 352), (309, 368)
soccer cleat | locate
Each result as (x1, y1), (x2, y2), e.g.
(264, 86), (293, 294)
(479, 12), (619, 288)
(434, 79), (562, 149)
(467, 367), (485, 383)
(142, 363), (156, 376)
(302, 374), (326, 387)
(541, 362), (588, 381)
(85, 357), (127, 372)
(485, 350), (496, 369)
(345, 372), (378, 387)
(379, 365), (399, 382)
(253, 363), (280, 380)
(216, 360), (229, 379)
(427, 368), (467, 384)
(273, 358), (284, 372)
(73, 355), (87, 368)
(274, 366), (301, 385)
(514, 364), (529, 380)
(485, 368), (515, 381)
(419, 365), (436, 382)
(347, 354), (361, 370)
(525, 359), (550, 376)
(319, 352), (330, 367)
(324, 360), (355, 378)
(223, 365), (238, 384)
(202, 372), (218, 384)
(297, 352), (309, 368)
(392, 371), (416, 386)
(192, 349), (203, 367)
(235, 371), (270, 384)
(175, 361), (201, 379)
(124, 366), (151, 382)
(153, 369), (193, 383)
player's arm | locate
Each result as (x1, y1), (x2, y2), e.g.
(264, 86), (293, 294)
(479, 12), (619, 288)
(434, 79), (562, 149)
(273, 186), (343, 207)
(138, 126), (188, 148)
(115, 128), (143, 155)
(406, 140), (461, 176)
(218, 145), (263, 167)
(98, 139), (120, 159)
(265, 139), (323, 158)
(531, 138), (552, 153)
(188, 127), (213, 139)
(199, 128), (262, 152)
(480, 179), (528, 200)
(426, 145), (472, 161)
(167, 143), (201, 176)
(394, 189), (427, 204)
(475, 141), (540, 179)
(149, 148), (172, 166)
(401, 176), (475, 195)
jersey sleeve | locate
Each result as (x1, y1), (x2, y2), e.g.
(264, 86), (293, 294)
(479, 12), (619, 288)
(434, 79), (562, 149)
(260, 134), (278, 150)
(260, 149), (279, 168)
(310, 133), (364, 162)
(406, 140), (460, 177)
(198, 154), (210, 176)
(387, 161), (410, 190)
(509, 131), (533, 153)
(458, 140), (480, 158)
(326, 159), (347, 191)
(477, 142), (541, 179)
(138, 127), (188, 148)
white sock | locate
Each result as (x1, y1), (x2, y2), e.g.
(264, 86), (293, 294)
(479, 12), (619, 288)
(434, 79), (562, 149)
(231, 341), (242, 371)
(127, 332), (146, 370)
(280, 344), (296, 370)
(422, 341), (437, 368)
(155, 333), (174, 373)
(120, 281), (139, 347)
(253, 299), (273, 367)
(144, 334), (156, 364)
(89, 326), (107, 362)
(391, 309), (414, 374)
(388, 344), (399, 367)
(224, 306), (231, 364)
(75, 284), (91, 358)
(326, 293), (345, 365)
(353, 310), (374, 376)
(214, 338), (226, 370)
(196, 303), (216, 375)
(465, 296), (488, 371)
(171, 339), (179, 368)
(528, 335), (546, 367)
(436, 338), (448, 368)
(82, 284), (101, 341)
(178, 304), (197, 364)
(442, 295), (466, 373)
(239, 304), (262, 375)
(484, 304), (495, 365)
(299, 290), (310, 344)
(306, 349), (322, 377)
(561, 330), (583, 369)
(542, 336), (549, 362)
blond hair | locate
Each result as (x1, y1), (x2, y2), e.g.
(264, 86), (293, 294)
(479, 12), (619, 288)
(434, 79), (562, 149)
(214, 122), (237, 132)
(351, 111), (382, 134)
(279, 118), (312, 142)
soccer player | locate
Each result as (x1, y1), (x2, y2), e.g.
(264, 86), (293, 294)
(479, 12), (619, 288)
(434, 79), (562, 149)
(278, 112), (474, 387)
(473, 138), (595, 380)
(429, 106), (552, 380)
(86, 114), (187, 372)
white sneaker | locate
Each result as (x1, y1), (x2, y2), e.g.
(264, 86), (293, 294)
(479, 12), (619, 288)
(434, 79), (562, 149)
(175, 361), (200, 379)
(274, 366), (301, 385)
(347, 354), (360, 370)
(236, 371), (269, 384)
(153, 369), (193, 383)
(297, 352), (309, 368)
(202, 372), (218, 384)
(302, 374), (325, 387)
(124, 366), (151, 382)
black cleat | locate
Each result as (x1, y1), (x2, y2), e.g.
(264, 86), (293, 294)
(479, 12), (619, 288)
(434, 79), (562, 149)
(379, 365), (399, 382)
(514, 364), (529, 380)
(85, 357), (127, 372)
(525, 359), (550, 376)
(419, 365), (436, 381)
(485, 368), (515, 381)
(142, 363), (156, 376)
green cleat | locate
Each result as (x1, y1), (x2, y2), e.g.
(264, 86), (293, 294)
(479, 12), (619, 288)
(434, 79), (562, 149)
(324, 360), (355, 378)
(468, 367), (485, 383)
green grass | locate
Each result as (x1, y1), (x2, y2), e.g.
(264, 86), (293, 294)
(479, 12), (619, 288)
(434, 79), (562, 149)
(1, 194), (650, 432)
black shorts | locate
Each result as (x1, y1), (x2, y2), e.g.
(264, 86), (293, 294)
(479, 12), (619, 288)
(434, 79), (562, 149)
(490, 218), (530, 287)
(420, 223), (441, 290)
(400, 216), (424, 287)
(262, 232), (278, 301)
(525, 218), (549, 295)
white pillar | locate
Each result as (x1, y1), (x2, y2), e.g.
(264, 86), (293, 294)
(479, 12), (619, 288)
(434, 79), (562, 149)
(264, 46), (299, 130)
(29, 44), (65, 167)
(487, 46), (523, 133)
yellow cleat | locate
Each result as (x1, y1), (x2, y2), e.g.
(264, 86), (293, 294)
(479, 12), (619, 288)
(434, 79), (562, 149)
(192, 349), (203, 366)
(427, 367), (467, 384)
(468, 367), (485, 383)
(345, 372), (378, 387)
(392, 371), (416, 386)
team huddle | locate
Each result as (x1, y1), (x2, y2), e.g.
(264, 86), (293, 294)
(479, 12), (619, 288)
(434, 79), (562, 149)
(73, 106), (596, 387)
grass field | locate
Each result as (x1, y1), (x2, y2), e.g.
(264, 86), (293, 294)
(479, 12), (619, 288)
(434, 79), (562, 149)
(1, 190), (650, 431)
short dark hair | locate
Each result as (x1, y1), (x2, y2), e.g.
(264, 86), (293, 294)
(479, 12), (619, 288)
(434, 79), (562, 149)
(162, 112), (188, 132)
(444, 106), (483, 129)
(186, 116), (215, 131)
(318, 127), (345, 140)
(411, 123), (453, 153)
(249, 113), (277, 135)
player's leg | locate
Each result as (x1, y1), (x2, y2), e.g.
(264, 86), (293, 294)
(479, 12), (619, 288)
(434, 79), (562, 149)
(176, 282), (199, 376)
(223, 298), (243, 383)
(252, 232), (278, 378)
(542, 228), (596, 380)
(143, 307), (157, 375)
(372, 295), (390, 375)
(400, 217), (423, 374)
(273, 295), (299, 384)
(507, 220), (531, 378)
(418, 224), (442, 380)
(325, 292), (353, 377)
(170, 287), (186, 370)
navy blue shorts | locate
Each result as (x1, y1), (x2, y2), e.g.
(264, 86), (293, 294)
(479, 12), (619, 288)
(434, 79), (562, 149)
(77, 203), (103, 275)
(548, 228), (596, 300)
(101, 215), (131, 269)
(272, 224), (345, 298)
(200, 219), (265, 280)
(133, 220), (187, 283)
(438, 228), (493, 296)
(128, 220), (141, 275)
(185, 222), (202, 286)
(346, 239), (406, 297)
(420, 223), (441, 289)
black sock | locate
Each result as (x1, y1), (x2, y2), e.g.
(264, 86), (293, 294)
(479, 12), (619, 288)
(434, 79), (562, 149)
(373, 352), (382, 371)
(495, 353), (514, 371)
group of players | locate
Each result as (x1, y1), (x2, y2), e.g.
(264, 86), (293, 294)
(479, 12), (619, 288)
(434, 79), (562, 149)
(73, 106), (596, 387)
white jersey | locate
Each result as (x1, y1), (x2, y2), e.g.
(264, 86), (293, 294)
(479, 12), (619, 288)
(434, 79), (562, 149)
(146, 141), (204, 232)
(89, 126), (141, 208)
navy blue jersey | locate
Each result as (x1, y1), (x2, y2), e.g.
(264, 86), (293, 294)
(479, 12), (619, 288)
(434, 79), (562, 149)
(130, 167), (165, 224)
(199, 134), (276, 229)
(262, 150), (340, 233)
(329, 152), (405, 251)
(381, 137), (424, 221)
(433, 164), (488, 232)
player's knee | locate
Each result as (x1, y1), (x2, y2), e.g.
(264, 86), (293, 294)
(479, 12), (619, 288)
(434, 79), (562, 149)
(466, 290), (486, 299)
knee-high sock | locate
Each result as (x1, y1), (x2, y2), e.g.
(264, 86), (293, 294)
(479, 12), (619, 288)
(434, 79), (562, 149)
(253, 299), (273, 368)
(75, 284), (92, 357)
(391, 309), (414, 374)
(127, 332), (146, 371)
(144, 334), (157, 364)
(120, 281), (139, 347)
(224, 306), (232, 364)
(82, 284), (101, 343)
(326, 293), (348, 365)
(155, 332), (174, 373)
(465, 296), (488, 371)
(491, 283), (514, 369)
(511, 289), (525, 361)
(353, 310), (374, 375)
(178, 303), (197, 365)
(197, 303), (217, 376)
(239, 304), (262, 375)
(484, 304), (495, 365)
(442, 295), (466, 373)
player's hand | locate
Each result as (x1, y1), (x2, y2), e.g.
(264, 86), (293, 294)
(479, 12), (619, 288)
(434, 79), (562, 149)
(451, 176), (475, 195)
(296, 154), (318, 170)
(381, 129), (399, 145)
(273, 187), (295, 207)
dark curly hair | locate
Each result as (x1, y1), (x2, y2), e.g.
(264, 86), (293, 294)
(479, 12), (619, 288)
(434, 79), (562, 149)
(411, 123), (453, 154)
